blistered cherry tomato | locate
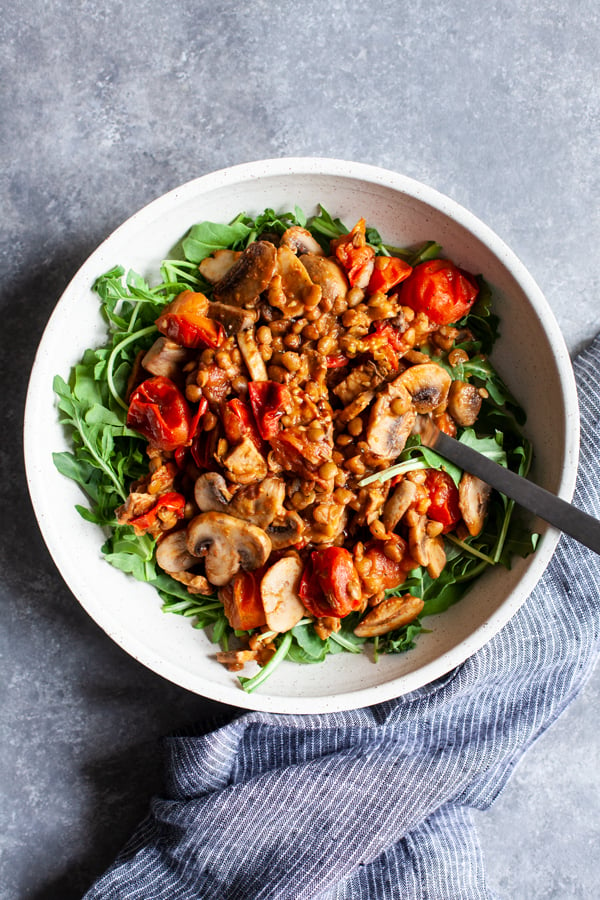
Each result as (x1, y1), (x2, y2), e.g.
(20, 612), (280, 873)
(128, 491), (186, 533)
(248, 381), (291, 441)
(221, 570), (266, 631)
(299, 547), (361, 619)
(424, 469), (461, 531)
(156, 290), (224, 349)
(222, 398), (262, 450)
(331, 219), (376, 288)
(398, 259), (478, 325)
(127, 376), (191, 451)
(367, 256), (412, 294)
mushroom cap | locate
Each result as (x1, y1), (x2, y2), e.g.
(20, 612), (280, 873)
(300, 254), (348, 302)
(186, 511), (271, 586)
(213, 241), (277, 308)
(280, 226), (324, 257)
(399, 363), (452, 414)
(447, 380), (482, 427)
(260, 556), (306, 632)
(194, 472), (234, 514)
(459, 473), (492, 536)
(155, 530), (199, 573)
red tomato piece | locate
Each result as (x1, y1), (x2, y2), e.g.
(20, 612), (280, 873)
(367, 256), (412, 294)
(331, 219), (376, 288)
(156, 290), (225, 349)
(248, 381), (291, 441)
(221, 570), (267, 631)
(360, 539), (413, 594)
(128, 491), (186, 533)
(325, 354), (349, 368)
(127, 376), (191, 451)
(299, 547), (361, 619)
(221, 398), (263, 450)
(424, 469), (461, 531)
(398, 259), (479, 325)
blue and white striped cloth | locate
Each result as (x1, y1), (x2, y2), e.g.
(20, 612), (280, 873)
(85, 336), (600, 899)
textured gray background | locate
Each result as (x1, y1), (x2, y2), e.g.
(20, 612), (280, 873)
(2, 1), (600, 897)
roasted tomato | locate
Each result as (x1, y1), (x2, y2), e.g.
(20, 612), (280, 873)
(248, 381), (290, 440)
(367, 256), (412, 294)
(127, 376), (191, 451)
(156, 290), (224, 349)
(220, 570), (266, 631)
(128, 491), (186, 534)
(398, 259), (479, 325)
(424, 469), (461, 531)
(331, 218), (376, 288)
(359, 538), (413, 596)
(299, 547), (362, 618)
(221, 398), (262, 450)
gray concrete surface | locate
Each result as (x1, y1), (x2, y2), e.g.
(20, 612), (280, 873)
(2, 1), (599, 897)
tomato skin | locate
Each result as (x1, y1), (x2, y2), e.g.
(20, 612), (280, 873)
(248, 381), (291, 441)
(221, 398), (262, 450)
(299, 547), (361, 618)
(221, 570), (266, 631)
(128, 491), (186, 533)
(127, 376), (191, 451)
(398, 259), (479, 325)
(424, 469), (461, 531)
(332, 219), (376, 288)
(367, 256), (412, 294)
(156, 290), (224, 349)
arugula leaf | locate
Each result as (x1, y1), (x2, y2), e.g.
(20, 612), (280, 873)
(182, 220), (253, 263)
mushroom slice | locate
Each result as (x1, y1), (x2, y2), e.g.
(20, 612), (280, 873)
(399, 363), (452, 414)
(199, 249), (241, 283)
(186, 511), (271, 586)
(222, 436), (268, 485)
(156, 530), (198, 573)
(300, 254), (348, 303)
(365, 380), (416, 459)
(194, 472), (234, 514)
(142, 337), (189, 379)
(207, 301), (258, 336)
(382, 480), (418, 531)
(447, 380), (482, 427)
(426, 534), (447, 579)
(237, 328), (268, 381)
(268, 245), (321, 317)
(408, 514), (430, 568)
(260, 556), (306, 632)
(229, 476), (286, 529)
(354, 593), (424, 638)
(213, 241), (277, 308)
(280, 226), (324, 256)
(266, 510), (304, 549)
(459, 472), (492, 536)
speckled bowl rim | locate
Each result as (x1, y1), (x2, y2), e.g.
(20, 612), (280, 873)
(24, 157), (579, 713)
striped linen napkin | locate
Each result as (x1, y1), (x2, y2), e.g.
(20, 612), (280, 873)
(85, 336), (600, 900)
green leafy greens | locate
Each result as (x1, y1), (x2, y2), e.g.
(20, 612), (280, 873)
(53, 205), (537, 693)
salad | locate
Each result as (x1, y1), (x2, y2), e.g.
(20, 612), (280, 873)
(53, 205), (537, 693)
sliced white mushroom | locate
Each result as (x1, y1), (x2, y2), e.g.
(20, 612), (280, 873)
(229, 477), (286, 529)
(408, 514), (430, 568)
(399, 363), (452, 413)
(447, 380), (482, 427)
(213, 241), (277, 308)
(299, 254), (348, 302)
(142, 337), (189, 379)
(459, 472), (492, 536)
(365, 380), (415, 459)
(186, 511), (271, 586)
(260, 556), (306, 632)
(207, 301), (258, 336)
(199, 249), (241, 283)
(266, 510), (304, 549)
(354, 593), (424, 637)
(194, 472), (234, 514)
(155, 530), (198, 573)
(382, 480), (418, 531)
(222, 436), (268, 485)
(267, 245), (321, 317)
(237, 329), (268, 381)
(426, 534), (446, 579)
(279, 226), (324, 256)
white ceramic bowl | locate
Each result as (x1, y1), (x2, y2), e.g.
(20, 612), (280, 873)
(24, 158), (579, 713)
